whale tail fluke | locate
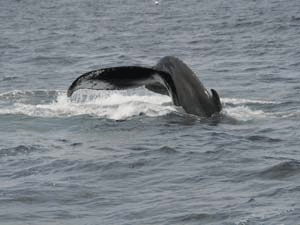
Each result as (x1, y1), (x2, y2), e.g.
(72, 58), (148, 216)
(67, 66), (178, 103)
(145, 82), (169, 96)
(67, 56), (222, 117)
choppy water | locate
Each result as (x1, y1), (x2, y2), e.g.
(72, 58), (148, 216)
(1, 0), (300, 224)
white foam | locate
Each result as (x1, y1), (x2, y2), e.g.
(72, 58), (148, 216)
(222, 97), (276, 105)
(272, 111), (300, 119)
(1, 90), (297, 121)
(221, 97), (300, 121)
(220, 97), (278, 121)
(0, 90), (175, 120)
(222, 106), (267, 121)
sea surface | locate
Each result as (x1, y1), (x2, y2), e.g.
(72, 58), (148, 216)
(1, 0), (300, 224)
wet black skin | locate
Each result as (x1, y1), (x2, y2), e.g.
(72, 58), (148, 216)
(67, 56), (222, 117)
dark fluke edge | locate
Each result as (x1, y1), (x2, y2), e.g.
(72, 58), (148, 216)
(67, 56), (222, 117)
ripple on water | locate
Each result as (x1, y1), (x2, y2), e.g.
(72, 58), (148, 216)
(0, 145), (47, 158)
(246, 135), (282, 143)
(258, 160), (300, 180)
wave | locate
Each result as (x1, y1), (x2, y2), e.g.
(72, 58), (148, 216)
(259, 160), (300, 180)
(0, 90), (298, 121)
(0, 145), (47, 158)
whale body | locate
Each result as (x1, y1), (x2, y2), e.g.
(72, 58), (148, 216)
(67, 56), (222, 117)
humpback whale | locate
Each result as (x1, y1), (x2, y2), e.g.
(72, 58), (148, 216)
(67, 56), (222, 117)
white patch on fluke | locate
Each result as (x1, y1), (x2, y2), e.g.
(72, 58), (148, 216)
(79, 79), (115, 90)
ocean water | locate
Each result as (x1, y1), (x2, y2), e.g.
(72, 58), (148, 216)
(1, 0), (300, 224)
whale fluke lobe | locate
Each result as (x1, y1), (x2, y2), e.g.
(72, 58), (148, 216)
(67, 66), (179, 104)
(67, 56), (222, 117)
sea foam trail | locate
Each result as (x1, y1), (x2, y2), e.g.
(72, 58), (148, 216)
(221, 97), (276, 105)
(0, 90), (296, 121)
(0, 90), (175, 120)
(222, 105), (267, 121)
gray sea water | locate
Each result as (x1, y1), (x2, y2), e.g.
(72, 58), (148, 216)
(1, 0), (300, 224)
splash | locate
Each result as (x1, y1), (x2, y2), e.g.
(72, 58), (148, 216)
(0, 90), (297, 121)
(222, 105), (267, 121)
(221, 97), (276, 105)
(0, 90), (175, 120)
(220, 97), (273, 121)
